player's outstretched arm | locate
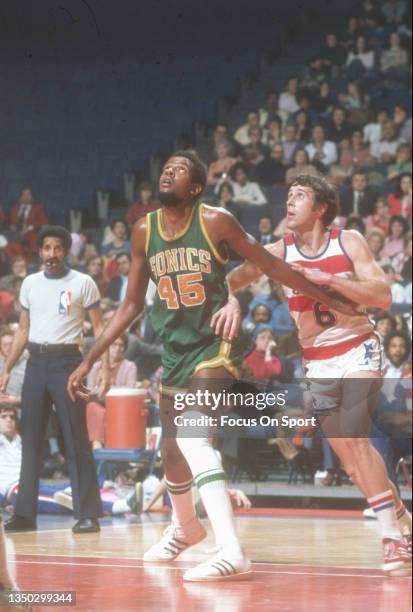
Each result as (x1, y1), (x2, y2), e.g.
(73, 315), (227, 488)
(67, 219), (150, 401)
(292, 230), (392, 310)
(204, 207), (356, 314)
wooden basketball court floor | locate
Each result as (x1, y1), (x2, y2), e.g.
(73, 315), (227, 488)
(4, 509), (412, 612)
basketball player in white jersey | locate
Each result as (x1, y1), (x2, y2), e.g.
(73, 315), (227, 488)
(226, 175), (412, 575)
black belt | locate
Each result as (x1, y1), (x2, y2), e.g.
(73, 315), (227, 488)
(28, 342), (80, 355)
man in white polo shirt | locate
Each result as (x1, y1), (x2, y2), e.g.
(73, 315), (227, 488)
(0, 226), (108, 534)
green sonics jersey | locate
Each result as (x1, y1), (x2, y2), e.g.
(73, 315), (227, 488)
(145, 203), (230, 350)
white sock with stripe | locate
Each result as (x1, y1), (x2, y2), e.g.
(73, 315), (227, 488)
(367, 490), (401, 540)
(0, 520), (15, 589)
(177, 437), (243, 559)
(165, 478), (197, 529)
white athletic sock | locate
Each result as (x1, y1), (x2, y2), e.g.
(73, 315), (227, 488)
(0, 521), (15, 589)
(177, 437), (243, 558)
(367, 490), (401, 540)
(165, 478), (197, 529)
(396, 501), (412, 534)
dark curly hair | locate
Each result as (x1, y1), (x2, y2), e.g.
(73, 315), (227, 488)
(289, 174), (340, 227)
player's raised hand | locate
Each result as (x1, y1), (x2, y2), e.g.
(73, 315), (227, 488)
(210, 294), (241, 342)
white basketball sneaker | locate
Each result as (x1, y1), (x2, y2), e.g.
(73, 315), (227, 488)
(183, 551), (252, 582)
(144, 517), (207, 562)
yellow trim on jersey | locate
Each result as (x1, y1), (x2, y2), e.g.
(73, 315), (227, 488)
(156, 206), (196, 243)
(160, 383), (190, 397)
(193, 340), (239, 378)
(199, 203), (229, 265)
(144, 212), (152, 255)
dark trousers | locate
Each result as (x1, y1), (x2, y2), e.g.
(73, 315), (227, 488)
(15, 350), (102, 520)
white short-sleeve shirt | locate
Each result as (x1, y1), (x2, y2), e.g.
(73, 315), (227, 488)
(20, 268), (101, 345)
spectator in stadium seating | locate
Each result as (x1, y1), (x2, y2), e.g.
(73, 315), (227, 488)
(243, 327), (282, 384)
(340, 172), (377, 216)
(218, 162), (267, 206)
(329, 147), (356, 185)
(285, 149), (320, 184)
(214, 182), (239, 214)
(383, 331), (411, 379)
(102, 219), (131, 257)
(255, 144), (286, 186)
(124, 316), (162, 380)
(321, 33), (347, 76)
(312, 82), (334, 117)
(265, 117), (283, 149)
(248, 280), (294, 338)
(359, 0), (384, 27)
(207, 141), (238, 185)
(243, 127), (270, 164)
(338, 81), (370, 126)
(347, 130), (373, 167)
(381, 0), (407, 25)
(366, 228), (391, 267)
(342, 16), (364, 49)
(382, 264), (405, 303)
(282, 125), (302, 165)
(387, 173), (412, 217)
(300, 58), (327, 94)
(85, 256), (108, 298)
(279, 78), (300, 116)
(0, 329), (26, 412)
(289, 93), (320, 125)
(258, 90), (281, 127)
(392, 232), (412, 282)
(86, 333), (137, 448)
(107, 252), (131, 303)
(345, 215), (366, 235)
(393, 104), (412, 143)
(328, 107), (353, 145)
(363, 109), (390, 146)
(370, 121), (402, 164)
(124, 182), (161, 226)
(234, 111), (261, 146)
(374, 310), (397, 339)
(256, 216), (275, 246)
(387, 143), (412, 180)
(380, 32), (409, 74)
(208, 123), (238, 160)
(381, 214), (409, 260)
(294, 110), (312, 142)
(0, 257), (28, 293)
(366, 197), (392, 235)
(9, 188), (48, 259)
(345, 35), (375, 71)
(305, 124), (338, 169)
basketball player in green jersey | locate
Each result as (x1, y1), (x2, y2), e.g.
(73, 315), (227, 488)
(68, 150), (353, 582)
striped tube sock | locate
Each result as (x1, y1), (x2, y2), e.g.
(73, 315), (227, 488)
(177, 438), (242, 558)
(0, 519), (15, 588)
(165, 478), (197, 528)
(396, 503), (412, 534)
(367, 490), (401, 540)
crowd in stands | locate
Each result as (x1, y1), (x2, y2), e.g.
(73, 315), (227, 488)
(0, 0), (411, 491)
